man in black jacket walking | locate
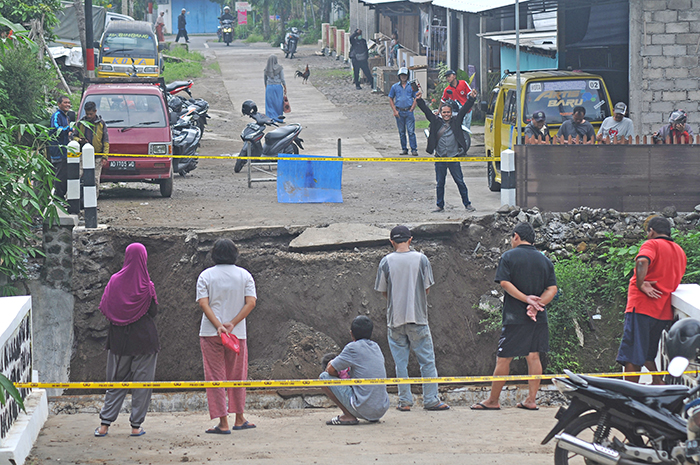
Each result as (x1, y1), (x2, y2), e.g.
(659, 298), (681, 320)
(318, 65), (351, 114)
(349, 29), (373, 90)
(416, 88), (477, 213)
(176, 8), (189, 43)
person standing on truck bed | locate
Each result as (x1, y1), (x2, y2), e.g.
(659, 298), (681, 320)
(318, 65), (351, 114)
(176, 8), (189, 43)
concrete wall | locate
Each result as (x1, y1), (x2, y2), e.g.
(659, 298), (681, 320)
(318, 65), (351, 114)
(629, 0), (700, 138)
(28, 214), (77, 396)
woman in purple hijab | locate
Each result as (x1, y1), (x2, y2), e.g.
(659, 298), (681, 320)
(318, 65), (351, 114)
(95, 243), (159, 438)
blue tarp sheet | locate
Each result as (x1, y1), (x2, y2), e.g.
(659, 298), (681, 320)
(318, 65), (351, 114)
(277, 154), (343, 203)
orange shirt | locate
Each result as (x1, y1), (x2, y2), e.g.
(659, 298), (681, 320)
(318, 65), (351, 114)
(626, 237), (687, 320)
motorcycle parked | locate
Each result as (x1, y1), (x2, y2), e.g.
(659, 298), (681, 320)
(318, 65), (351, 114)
(168, 93), (210, 133)
(233, 100), (304, 173)
(282, 27), (302, 59)
(172, 117), (200, 176)
(542, 318), (700, 465)
(221, 19), (234, 46)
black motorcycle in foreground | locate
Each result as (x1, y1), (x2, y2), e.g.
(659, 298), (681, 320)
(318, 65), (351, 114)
(542, 318), (700, 465)
(233, 100), (304, 173)
(165, 80), (210, 132)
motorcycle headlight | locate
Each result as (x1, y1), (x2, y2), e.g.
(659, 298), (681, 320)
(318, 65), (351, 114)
(553, 378), (578, 394)
(149, 143), (169, 155)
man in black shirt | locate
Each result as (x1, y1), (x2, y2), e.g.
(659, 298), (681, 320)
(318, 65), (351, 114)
(471, 222), (557, 411)
(176, 8), (189, 43)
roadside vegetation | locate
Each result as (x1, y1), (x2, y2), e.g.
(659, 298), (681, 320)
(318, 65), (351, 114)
(162, 46), (205, 81)
(480, 228), (700, 374)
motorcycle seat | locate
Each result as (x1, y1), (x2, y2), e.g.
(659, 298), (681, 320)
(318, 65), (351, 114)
(166, 81), (192, 93)
(580, 374), (689, 399)
(265, 125), (297, 143)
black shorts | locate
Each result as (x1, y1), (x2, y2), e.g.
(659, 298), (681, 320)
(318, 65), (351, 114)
(616, 312), (671, 367)
(497, 323), (549, 358)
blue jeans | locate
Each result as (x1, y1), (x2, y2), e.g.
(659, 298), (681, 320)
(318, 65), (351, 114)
(387, 324), (440, 408)
(435, 161), (470, 209)
(319, 371), (362, 419)
(395, 110), (417, 151)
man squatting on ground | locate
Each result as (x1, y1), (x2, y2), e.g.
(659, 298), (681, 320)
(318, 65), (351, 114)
(415, 88), (477, 213)
(388, 67), (418, 156)
(320, 315), (390, 425)
(616, 216), (687, 384)
(472, 222), (557, 411)
(374, 225), (450, 411)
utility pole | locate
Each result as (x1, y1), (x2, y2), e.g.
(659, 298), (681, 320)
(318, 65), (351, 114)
(85, 0), (95, 78)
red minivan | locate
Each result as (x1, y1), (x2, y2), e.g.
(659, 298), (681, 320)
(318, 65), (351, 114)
(80, 82), (173, 197)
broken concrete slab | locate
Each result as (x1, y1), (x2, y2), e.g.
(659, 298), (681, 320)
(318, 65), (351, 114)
(289, 223), (391, 251)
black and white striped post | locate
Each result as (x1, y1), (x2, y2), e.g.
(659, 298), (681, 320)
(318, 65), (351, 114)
(82, 143), (98, 228)
(66, 141), (81, 214)
(500, 149), (516, 207)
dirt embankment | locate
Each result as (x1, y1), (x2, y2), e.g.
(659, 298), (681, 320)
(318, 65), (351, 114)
(69, 220), (505, 388)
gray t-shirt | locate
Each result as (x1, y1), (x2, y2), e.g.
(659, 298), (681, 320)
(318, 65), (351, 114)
(557, 119), (596, 140)
(331, 339), (390, 421)
(374, 250), (434, 328)
(597, 116), (634, 140)
(435, 121), (462, 157)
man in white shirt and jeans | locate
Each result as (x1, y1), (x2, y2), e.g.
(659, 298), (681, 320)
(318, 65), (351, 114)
(374, 225), (450, 412)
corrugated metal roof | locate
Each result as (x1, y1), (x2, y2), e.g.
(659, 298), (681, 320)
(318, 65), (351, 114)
(479, 30), (557, 51)
(430, 0), (531, 13)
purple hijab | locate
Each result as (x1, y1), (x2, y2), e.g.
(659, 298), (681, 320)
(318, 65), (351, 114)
(99, 243), (158, 326)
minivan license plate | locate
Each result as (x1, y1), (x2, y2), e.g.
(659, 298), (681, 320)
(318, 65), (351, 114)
(109, 160), (135, 170)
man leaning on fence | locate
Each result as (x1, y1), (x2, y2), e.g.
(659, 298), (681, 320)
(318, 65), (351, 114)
(75, 101), (109, 197)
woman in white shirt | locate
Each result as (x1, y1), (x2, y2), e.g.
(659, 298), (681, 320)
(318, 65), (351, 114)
(196, 239), (257, 434)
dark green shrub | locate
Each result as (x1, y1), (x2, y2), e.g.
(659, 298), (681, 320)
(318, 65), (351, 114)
(0, 43), (55, 123)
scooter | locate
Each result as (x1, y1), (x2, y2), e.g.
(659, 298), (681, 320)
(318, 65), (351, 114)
(221, 19), (234, 46)
(168, 94), (210, 133)
(282, 27), (302, 59)
(172, 116), (200, 176)
(541, 316), (700, 465)
(444, 88), (472, 151)
(233, 100), (304, 173)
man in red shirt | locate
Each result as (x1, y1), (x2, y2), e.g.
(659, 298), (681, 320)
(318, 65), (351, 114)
(441, 70), (472, 127)
(616, 216), (687, 384)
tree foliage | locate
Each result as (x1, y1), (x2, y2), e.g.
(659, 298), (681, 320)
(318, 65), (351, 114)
(0, 0), (62, 30)
(0, 42), (54, 123)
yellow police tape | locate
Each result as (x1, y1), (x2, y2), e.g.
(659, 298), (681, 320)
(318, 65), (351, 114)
(91, 153), (500, 163)
(14, 370), (692, 390)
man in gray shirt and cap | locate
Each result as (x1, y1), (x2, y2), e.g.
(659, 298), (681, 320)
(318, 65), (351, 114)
(374, 225), (450, 412)
(597, 102), (635, 143)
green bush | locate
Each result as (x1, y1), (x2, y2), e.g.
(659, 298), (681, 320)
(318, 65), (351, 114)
(164, 46), (204, 62)
(0, 116), (61, 296)
(245, 33), (265, 43)
(479, 226), (700, 374)
(162, 61), (203, 82)
(0, 43), (55, 123)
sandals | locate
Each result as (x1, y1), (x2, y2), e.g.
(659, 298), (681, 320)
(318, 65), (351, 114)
(424, 402), (450, 411)
(396, 405), (411, 412)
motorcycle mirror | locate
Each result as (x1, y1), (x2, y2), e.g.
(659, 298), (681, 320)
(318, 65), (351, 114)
(668, 356), (690, 377)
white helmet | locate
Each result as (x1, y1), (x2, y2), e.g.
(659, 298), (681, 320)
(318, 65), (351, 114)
(398, 67), (409, 76)
(224, 6), (230, 10)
